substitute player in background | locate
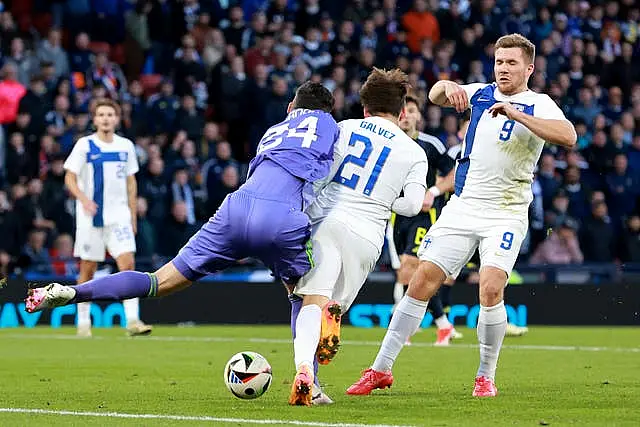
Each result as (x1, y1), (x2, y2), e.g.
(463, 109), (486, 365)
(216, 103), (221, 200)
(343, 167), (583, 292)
(288, 68), (428, 406)
(63, 98), (151, 337)
(389, 91), (460, 346)
(347, 33), (576, 397)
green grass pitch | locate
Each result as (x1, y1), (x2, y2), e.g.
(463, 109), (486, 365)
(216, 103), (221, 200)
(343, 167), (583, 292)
(0, 326), (639, 426)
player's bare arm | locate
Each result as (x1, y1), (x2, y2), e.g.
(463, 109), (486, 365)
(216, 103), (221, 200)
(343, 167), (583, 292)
(64, 170), (97, 215)
(489, 102), (577, 148)
(428, 80), (468, 113)
(424, 168), (455, 211)
(127, 175), (138, 234)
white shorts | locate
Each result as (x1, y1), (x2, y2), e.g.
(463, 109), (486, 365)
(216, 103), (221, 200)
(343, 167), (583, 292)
(74, 223), (136, 262)
(417, 197), (527, 280)
(294, 218), (380, 311)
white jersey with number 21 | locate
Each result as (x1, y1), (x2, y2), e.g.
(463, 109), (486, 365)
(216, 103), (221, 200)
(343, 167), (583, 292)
(306, 116), (428, 249)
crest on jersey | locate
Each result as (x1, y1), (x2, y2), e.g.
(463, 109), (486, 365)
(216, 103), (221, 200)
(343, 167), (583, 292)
(511, 103), (526, 112)
(119, 152), (128, 161)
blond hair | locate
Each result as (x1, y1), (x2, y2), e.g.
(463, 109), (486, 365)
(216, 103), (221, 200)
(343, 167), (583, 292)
(91, 98), (122, 117)
(495, 33), (535, 63)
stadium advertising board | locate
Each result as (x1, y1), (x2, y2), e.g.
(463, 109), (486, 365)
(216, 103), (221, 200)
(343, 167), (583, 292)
(0, 279), (638, 327)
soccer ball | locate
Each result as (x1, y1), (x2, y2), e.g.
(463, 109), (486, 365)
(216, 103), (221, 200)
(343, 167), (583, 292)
(223, 351), (273, 399)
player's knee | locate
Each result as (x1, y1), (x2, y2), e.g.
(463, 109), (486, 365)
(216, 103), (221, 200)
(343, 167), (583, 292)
(115, 252), (135, 271)
(478, 268), (507, 306)
(406, 261), (445, 301)
(302, 294), (329, 308)
(397, 256), (418, 284)
(79, 260), (98, 280)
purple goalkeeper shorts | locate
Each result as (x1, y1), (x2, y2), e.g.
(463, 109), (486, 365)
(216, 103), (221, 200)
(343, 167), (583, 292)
(171, 190), (313, 283)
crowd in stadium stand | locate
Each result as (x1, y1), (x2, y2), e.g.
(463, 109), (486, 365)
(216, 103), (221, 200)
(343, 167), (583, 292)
(0, 0), (638, 276)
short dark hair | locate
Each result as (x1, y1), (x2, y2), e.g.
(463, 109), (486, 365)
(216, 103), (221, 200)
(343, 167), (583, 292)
(360, 67), (410, 117)
(292, 82), (334, 113)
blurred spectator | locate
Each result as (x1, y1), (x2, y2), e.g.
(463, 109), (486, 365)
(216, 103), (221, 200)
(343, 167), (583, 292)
(627, 135), (640, 172)
(0, 64), (27, 124)
(581, 201), (616, 262)
(295, 0), (322, 37)
(177, 94), (205, 140)
(159, 201), (199, 256)
(0, 190), (22, 261)
(605, 153), (639, 224)
(36, 29), (69, 79)
(4, 38), (38, 86)
(45, 95), (75, 154)
(544, 190), (571, 230)
(6, 133), (32, 185)
(18, 76), (50, 136)
(21, 229), (52, 274)
(563, 166), (590, 220)
(207, 164), (240, 213)
(87, 52), (128, 100)
(135, 196), (156, 259)
(619, 215), (640, 263)
(199, 122), (221, 159)
(50, 234), (79, 276)
(223, 6), (247, 53)
(402, 0), (440, 53)
(170, 167), (196, 225)
(530, 219), (583, 265)
(538, 152), (561, 210)
(41, 154), (73, 235)
(148, 80), (180, 134)
(140, 157), (169, 230)
(202, 140), (239, 207)
(245, 32), (277, 77)
(124, 0), (153, 80)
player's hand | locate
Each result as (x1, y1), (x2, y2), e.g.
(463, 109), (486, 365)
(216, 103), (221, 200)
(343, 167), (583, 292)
(444, 82), (468, 113)
(488, 102), (522, 121)
(81, 199), (98, 216)
(422, 191), (435, 212)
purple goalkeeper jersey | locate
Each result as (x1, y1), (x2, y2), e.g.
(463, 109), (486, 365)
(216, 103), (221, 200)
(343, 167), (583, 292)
(247, 109), (339, 207)
(171, 108), (339, 284)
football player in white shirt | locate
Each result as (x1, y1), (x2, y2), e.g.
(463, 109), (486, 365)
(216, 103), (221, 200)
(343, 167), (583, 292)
(348, 34), (577, 397)
(288, 68), (428, 406)
(63, 98), (152, 337)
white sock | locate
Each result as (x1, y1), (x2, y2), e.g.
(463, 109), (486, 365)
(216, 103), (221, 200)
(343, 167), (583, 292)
(434, 314), (452, 329)
(392, 282), (405, 306)
(77, 302), (91, 328)
(372, 296), (428, 372)
(123, 298), (140, 326)
(476, 301), (507, 380)
(293, 304), (322, 370)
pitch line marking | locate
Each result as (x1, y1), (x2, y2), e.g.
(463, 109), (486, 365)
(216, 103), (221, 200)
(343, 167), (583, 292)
(3, 333), (640, 353)
(0, 408), (412, 427)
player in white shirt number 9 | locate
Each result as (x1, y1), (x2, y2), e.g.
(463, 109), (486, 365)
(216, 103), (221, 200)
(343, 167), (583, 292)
(347, 33), (577, 398)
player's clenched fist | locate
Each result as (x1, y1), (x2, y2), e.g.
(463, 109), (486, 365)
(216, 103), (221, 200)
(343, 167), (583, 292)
(444, 82), (468, 113)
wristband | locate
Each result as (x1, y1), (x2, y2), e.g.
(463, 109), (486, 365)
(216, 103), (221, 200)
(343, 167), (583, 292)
(428, 186), (442, 197)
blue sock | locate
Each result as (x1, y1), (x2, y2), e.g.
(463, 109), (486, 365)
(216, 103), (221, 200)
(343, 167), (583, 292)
(288, 294), (320, 388)
(71, 271), (158, 303)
